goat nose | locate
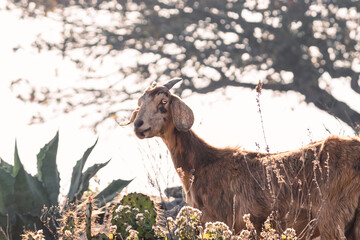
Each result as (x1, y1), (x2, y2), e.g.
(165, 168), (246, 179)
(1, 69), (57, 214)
(134, 119), (144, 128)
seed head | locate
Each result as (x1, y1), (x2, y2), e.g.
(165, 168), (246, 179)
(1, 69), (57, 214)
(256, 80), (263, 94)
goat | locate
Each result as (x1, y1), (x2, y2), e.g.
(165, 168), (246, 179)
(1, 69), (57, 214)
(122, 78), (360, 239)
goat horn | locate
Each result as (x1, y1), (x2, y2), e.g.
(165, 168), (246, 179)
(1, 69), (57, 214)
(163, 78), (182, 90)
(151, 81), (157, 88)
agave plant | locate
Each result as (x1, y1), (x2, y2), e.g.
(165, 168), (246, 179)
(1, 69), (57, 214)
(0, 131), (132, 240)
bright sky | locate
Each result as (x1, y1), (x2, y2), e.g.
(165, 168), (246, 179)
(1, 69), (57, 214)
(0, 5), (357, 198)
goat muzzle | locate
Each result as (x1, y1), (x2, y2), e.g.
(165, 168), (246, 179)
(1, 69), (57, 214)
(135, 127), (151, 139)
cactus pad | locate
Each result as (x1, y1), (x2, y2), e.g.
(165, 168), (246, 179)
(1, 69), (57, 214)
(120, 193), (156, 217)
(111, 193), (157, 239)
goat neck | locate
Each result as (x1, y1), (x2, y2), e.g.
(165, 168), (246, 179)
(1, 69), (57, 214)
(160, 123), (219, 190)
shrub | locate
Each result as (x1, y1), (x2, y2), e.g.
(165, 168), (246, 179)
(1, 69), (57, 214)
(155, 206), (298, 240)
(11, 193), (299, 240)
(0, 131), (132, 240)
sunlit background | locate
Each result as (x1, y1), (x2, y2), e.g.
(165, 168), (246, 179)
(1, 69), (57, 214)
(1, 0), (359, 200)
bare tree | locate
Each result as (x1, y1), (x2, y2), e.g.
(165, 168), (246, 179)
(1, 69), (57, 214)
(10, 0), (360, 133)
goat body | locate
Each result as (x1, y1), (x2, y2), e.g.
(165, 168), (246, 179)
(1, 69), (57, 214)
(163, 126), (360, 239)
(126, 79), (360, 239)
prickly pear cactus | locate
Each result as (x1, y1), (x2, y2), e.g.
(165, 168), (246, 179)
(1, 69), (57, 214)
(111, 193), (157, 239)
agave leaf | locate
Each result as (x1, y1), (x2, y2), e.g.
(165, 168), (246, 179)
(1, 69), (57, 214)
(0, 204), (13, 239)
(94, 179), (133, 208)
(73, 159), (111, 202)
(0, 161), (16, 232)
(37, 131), (60, 206)
(0, 158), (13, 175)
(67, 138), (98, 203)
(0, 168), (15, 216)
(13, 141), (21, 177)
(13, 143), (50, 217)
(14, 165), (51, 217)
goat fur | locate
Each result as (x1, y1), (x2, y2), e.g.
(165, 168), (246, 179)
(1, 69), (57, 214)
(128, 82), (360, 239)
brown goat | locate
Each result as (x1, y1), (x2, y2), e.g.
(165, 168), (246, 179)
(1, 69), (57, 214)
(123, 78), (360, 239)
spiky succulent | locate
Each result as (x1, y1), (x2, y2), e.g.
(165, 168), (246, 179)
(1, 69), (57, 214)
(111, 193), (157, 239)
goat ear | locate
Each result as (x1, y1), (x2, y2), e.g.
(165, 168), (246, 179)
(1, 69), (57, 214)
(120, 108), (139, 126)
(170, 95), (194, 131)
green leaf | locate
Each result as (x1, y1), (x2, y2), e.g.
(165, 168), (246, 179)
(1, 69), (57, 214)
(37, 131), (60, 206)
(67, 138), (98, 203)
(94, 179), (133, 208)
(0, 168), (15, 216)
(0, 158), (13, 175)
(13, 141), (21, 177)
(73, 159), (111, 202)
(13, 151), (50, 217)
(0, 167), (16, 234)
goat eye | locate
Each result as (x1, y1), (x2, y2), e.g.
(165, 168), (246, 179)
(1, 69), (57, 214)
(161, 99), (168, 104)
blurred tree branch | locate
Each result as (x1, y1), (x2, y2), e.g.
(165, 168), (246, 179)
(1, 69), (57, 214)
(9, 0), (360, 133)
